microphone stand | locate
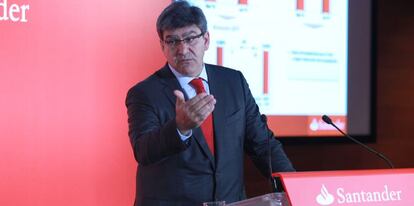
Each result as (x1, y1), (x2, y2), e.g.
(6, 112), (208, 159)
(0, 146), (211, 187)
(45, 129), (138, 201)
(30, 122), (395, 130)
(322, 115), (394, 169)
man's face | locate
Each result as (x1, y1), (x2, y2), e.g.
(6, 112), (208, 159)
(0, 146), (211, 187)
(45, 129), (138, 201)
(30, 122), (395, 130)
(160, 25), (210, 77)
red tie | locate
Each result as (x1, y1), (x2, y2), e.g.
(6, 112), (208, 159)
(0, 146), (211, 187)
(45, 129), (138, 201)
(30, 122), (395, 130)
(190, 78), (215, 155)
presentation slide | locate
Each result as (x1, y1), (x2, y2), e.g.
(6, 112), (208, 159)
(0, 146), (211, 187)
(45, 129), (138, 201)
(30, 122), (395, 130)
(188, 0), (348, 136)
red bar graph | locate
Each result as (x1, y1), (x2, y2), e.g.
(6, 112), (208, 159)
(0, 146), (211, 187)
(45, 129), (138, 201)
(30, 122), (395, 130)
(263, 51), (269, 94)
(217, 47), (223, 66)
(239, 0), (248, 5)
(323, 0), (330, 13)
(297, 0), (304, 11)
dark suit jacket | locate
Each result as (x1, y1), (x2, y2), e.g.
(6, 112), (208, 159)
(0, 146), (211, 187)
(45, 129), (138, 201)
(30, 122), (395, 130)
(126, 64), (294, 206)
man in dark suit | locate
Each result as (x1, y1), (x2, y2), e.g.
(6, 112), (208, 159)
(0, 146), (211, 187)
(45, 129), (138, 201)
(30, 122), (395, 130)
(126, 1), (294, 205)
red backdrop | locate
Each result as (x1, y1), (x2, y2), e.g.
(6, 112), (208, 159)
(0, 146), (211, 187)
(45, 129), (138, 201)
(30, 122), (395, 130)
(0, 0), (170, 205)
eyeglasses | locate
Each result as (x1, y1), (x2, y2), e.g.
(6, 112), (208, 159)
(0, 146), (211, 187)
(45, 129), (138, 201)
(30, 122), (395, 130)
(163, 32), (205, 48)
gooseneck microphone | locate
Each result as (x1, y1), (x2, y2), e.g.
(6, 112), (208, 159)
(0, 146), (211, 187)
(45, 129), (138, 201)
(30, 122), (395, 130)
(261, 114), (278, 192)
(322, 115), (394, 169)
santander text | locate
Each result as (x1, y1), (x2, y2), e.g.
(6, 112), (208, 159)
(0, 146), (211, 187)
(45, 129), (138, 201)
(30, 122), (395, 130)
(337, 185), (402, 204)
(0, 0), (30, 23)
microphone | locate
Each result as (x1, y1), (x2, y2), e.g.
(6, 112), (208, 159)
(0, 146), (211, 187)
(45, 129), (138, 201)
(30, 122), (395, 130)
(322, 115), (394, 168)
(261, 114), (279, 192)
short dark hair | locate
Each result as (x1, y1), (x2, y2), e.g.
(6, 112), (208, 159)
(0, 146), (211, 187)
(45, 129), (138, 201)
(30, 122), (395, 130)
(156, 1), (208, 40)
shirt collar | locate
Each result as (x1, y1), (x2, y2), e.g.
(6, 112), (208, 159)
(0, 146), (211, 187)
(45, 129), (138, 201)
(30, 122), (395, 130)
(168, 64), (208, 84)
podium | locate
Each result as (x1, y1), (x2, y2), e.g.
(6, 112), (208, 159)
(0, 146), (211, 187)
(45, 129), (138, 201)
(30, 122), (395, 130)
(229, 168), (414, 206)
(273, 168), (414, 206)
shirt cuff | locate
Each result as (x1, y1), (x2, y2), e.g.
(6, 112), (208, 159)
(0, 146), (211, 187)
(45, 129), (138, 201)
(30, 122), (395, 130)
(177, 128), (192, 141)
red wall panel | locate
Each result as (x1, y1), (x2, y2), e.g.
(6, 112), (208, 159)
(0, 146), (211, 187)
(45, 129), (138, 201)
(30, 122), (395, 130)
(0, 0), (170, 205)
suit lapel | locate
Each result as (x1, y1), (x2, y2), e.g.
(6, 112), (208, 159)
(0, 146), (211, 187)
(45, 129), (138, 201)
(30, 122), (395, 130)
(206, 65), (226, 167)
(156, 65), (183, 106)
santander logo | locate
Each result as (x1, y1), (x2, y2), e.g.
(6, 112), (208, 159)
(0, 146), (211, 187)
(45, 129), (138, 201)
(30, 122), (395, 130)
(316, 185), (335, 205)
(309, 118), (345, 132)
(315, 184), (403, 205)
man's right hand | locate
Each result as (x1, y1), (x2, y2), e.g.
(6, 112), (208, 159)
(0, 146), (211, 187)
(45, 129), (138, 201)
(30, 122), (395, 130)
(174, 90), (216, 135)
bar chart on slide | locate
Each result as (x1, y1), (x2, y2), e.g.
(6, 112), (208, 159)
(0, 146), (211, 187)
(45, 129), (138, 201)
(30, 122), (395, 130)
(192, 0), (347, 116)
(190, 0), (348, 135)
